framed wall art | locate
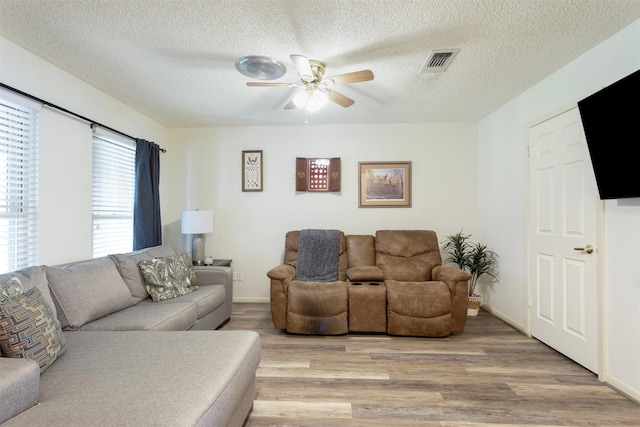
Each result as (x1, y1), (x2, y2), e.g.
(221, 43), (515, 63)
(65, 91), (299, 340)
(242, 150), (263, 192)
(358, 161), (411, 207)
(295, 157), (341, 192)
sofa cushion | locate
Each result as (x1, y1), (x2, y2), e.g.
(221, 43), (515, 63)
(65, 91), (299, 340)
(287, 280), (349, 335)
(138, 253), (197, 302)
(386, 280), (451, 318)
(346, 234), (377, 267)
(0, 287), (66, 373)
(0, 266), (58, 320)
(0, 357), (40, 425)
(3, 331), (261, 427)
(386, 280), (453, 337)
(46, 258), (137, 330)
(78, 301), (197, 331)
(375, 230), (443, 281)
(109, 244), (176, 299)
(136, 284), (225, 319)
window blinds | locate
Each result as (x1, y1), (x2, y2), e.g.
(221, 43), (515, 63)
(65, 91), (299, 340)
(92, 128), (135, 258)
(0, 99), (39, 272)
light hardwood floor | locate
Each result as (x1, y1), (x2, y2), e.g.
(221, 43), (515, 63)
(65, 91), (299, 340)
(222, 303), (640, 426)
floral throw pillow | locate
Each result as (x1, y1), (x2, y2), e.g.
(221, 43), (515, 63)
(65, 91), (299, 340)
(0, 277), (24, 302)
(138, 253), (198, 302)
(0, 287), (66, 372)
(181, 252), (197, 286)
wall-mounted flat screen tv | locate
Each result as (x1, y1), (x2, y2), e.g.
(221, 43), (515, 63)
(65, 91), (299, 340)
(577, 69), (640, 200)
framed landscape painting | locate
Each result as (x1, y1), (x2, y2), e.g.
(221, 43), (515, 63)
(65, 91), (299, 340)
(358, 161), (411, 207)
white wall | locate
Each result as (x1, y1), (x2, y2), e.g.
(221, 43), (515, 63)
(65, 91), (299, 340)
(478, 19), (640, 399)
(0, 36), (170, 264)
(167, 123), (478, 300)
(604, 199), (640, 399)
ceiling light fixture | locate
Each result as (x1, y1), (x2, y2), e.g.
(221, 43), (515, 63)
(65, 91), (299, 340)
(293, 89), (328, 112)
(307, 91), (328, 112)
(235, 55), (286, 80)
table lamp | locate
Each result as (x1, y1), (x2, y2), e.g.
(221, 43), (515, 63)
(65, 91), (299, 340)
(181, 210), (213, 265)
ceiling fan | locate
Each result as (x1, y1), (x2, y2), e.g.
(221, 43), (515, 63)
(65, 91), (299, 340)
(243, 54), (374, 111)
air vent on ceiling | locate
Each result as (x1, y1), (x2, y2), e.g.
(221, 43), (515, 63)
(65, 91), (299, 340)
(419, 49), (460, 74)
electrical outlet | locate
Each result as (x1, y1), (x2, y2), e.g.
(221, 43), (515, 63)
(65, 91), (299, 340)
(237, 272), (243, 281)
(233, 272), (243, 282)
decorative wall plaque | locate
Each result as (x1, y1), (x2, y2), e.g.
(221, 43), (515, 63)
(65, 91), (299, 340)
(242, 150), (263, 191)
(295, 157), (340, 192)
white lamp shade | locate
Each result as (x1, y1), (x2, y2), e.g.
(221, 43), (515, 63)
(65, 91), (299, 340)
(181, 210), (213, 234)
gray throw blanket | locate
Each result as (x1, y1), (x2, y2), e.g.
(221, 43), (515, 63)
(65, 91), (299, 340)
(294, 229), (340, 281)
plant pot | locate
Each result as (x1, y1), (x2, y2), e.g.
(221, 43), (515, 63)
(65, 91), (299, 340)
(467, 295), (482, 317)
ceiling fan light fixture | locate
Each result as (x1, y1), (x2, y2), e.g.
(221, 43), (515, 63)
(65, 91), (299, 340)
(244, 53), (374, 115)
(307, 91), (328, 112)
(292, 90), (328, 111)
(293, 91), (309, 108)
(235, 55), (286, 80)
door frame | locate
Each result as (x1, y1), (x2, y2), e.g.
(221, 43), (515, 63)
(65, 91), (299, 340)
(525, 105), (606, 379)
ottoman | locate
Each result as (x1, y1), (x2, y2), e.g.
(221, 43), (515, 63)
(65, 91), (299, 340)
(348, 281), (387, 333)
(286, 280), (348, 335)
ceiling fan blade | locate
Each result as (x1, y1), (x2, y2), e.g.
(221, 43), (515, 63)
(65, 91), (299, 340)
(325, 70), (374, 85)
(327, 90), (355, 108)
(290, 54), (314, 81)
(246, 82), (295, 87)
(284, 99), (297, 110)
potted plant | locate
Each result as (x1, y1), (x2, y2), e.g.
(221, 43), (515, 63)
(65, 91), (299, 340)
(441, 230), (499, 316)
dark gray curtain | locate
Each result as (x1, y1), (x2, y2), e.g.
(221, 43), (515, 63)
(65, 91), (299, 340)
(133, 138), (162, 250)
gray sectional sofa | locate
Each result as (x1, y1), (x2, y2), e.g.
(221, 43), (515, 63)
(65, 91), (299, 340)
(0, 245), (261, 426)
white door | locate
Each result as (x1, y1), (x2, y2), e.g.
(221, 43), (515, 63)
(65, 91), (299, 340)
(528, 107), (601, 373)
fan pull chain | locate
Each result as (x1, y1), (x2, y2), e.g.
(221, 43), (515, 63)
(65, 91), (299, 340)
(304, 108), (314, 125)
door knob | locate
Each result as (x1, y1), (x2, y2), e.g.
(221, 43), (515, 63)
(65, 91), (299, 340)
(574, 244), (594, 254)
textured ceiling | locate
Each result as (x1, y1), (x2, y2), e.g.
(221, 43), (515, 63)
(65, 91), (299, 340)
(1, 0), (639, 127)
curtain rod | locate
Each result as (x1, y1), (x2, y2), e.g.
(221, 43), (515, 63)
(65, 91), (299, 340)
(0, 82), (167, 153)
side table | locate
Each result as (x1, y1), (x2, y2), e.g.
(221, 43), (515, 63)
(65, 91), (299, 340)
(193, 259), (232, 267)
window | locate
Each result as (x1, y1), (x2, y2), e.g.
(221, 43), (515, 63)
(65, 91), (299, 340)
(0, 97), (39, 273)
(92, 128), (135, 257)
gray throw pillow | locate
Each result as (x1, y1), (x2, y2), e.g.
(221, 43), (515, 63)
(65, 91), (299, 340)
(138, 253), (198, 302)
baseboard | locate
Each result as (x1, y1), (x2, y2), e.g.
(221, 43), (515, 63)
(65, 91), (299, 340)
(481, 304), (526, 335)
(605, 375), (640, 404)
(233, 297), (270, 303)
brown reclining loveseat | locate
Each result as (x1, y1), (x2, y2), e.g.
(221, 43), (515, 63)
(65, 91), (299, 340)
(267, 229), (471, 337)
